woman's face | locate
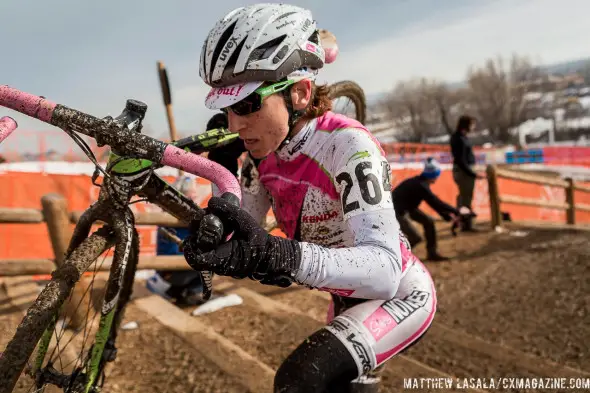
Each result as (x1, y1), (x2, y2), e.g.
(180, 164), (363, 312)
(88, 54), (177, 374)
(226, 80), (312, 159)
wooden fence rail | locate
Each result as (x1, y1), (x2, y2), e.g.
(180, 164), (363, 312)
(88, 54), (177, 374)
(0, 208), (44, 223)
(1, 195), (278, 278)
(0, 194), (196, 327)
(0, 198), (192, 273)
(486, 165), (590, 228)
(0, 255), (188, 276)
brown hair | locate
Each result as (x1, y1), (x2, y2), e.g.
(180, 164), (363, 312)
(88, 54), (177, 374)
(455, 115), (476, 133)
(302, 82), (332, 120)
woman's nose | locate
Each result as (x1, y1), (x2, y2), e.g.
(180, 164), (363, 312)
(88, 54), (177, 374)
(227, 110), (247, 132)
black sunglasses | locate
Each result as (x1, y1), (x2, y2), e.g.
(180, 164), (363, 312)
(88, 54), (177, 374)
(222, 79), (296, 116)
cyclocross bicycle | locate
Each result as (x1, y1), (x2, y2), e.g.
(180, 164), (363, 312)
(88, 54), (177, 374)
(0, 86), (244, 393)
(0, 77), (366, 393)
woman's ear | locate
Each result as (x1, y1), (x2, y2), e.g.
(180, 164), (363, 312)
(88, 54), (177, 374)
(290, 79), (313, 111)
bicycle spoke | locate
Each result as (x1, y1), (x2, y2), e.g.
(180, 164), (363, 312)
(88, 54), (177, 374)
(29, 246), (113, 393)
(59, 250), (111, 374)
(51, 325), (65, 376)
(332, 97), (356, 118)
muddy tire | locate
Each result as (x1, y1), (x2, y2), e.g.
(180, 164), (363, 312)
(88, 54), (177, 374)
(0, 226), (138, 393)
(328, 80), (367, 125)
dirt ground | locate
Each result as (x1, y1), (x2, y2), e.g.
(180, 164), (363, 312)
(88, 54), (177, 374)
(103, 304), (248, 393)
(189, 221), (590, 392)
(426, 225), (590, 370)
(1, 281), (247, 393)
(2, 221), (589, 392)
(198, 222), (590, 392)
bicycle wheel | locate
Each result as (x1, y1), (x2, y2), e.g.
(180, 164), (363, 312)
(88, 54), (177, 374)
(0, 226), (140, 393)
(328, 80), (367, 125)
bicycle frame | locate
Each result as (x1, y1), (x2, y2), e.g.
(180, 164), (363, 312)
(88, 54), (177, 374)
(0, 86), (242, 392)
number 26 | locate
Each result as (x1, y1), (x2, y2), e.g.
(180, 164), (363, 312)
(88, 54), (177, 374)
(336, 161), (389, 214)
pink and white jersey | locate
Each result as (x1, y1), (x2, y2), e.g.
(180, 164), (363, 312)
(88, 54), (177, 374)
(238, 111), (411, 300)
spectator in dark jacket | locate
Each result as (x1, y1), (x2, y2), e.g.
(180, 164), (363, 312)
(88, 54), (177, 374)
(450, 115), (484, 231)
(392, 158), (458, 261)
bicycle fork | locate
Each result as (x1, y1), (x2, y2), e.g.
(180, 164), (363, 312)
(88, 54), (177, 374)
(85, 207), (136, 392)
(32, 195), (137, 392)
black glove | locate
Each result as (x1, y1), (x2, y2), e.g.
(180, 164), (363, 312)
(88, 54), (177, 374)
(183, 194), (302, 288)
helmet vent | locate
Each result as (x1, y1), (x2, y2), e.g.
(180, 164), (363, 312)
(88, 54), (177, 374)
(276, 11), (297, 21)
(249, 34), (287, 62)
(226, 37), (247, 69)
(210, 20), (238, 77)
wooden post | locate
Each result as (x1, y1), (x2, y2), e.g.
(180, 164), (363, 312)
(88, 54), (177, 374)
(157, 60), (182, 177)
(42, 194), (72, 265)
(566, 178), (575, 225)
(41, 194), (90, 330)
(486, 165), (502, 228)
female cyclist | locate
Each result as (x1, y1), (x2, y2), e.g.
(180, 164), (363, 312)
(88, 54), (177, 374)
(182, 4), (437, 392)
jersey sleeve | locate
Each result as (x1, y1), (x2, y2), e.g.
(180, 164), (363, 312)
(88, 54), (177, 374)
(293, 128), (403, 300)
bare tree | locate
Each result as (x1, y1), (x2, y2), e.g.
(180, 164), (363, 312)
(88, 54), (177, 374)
(466, 54), (543, 142)
(382, 79), (429, 142)
(579, 63), (590, 85)
(383, 78), (463, 142)
(427, 83), (471, 134)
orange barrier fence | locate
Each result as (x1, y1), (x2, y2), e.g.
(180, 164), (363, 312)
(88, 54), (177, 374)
(486, 166), (590, 226)
(0, 172), (197, 260)
(1, 131), (454, 163)
(1, 169), (589, 260)
(0, 130), (109, 162)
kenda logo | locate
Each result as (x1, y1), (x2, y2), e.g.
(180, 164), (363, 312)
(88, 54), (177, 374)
(302, 210), (338, 223)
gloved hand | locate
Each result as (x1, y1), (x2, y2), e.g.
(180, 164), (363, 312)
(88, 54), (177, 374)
(441, 212), (453, 222)
(183, 193), (302, 288)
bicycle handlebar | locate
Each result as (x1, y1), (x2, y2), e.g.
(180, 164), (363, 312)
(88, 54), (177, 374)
(0, 85), (241, 204)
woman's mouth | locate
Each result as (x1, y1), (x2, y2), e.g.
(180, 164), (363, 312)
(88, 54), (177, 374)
(244, 138), (259, 147)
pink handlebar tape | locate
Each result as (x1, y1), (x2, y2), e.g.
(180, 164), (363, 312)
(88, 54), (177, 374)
(161, 144), (242, 204)
(0, 116), (18, 144)
(0, 85), (56, 123)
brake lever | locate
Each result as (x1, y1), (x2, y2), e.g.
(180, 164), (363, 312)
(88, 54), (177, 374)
(194, 192), (241, 300)
(192, 215), (223, 302)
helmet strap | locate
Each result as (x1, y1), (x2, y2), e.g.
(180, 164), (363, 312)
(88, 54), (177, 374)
(278, 87), (306, 150)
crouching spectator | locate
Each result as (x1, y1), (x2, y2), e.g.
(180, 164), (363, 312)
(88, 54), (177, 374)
(392, 158), (458, 261)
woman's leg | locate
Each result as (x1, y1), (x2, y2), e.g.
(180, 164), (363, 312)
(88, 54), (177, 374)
(274, 328), (358, 393)
(275, 261), (437, 393)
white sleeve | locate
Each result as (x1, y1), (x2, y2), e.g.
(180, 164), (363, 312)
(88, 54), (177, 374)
(294, 129), (402, 300)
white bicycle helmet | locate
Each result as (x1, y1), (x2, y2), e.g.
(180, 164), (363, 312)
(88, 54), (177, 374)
(200, 3), (325, 110)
